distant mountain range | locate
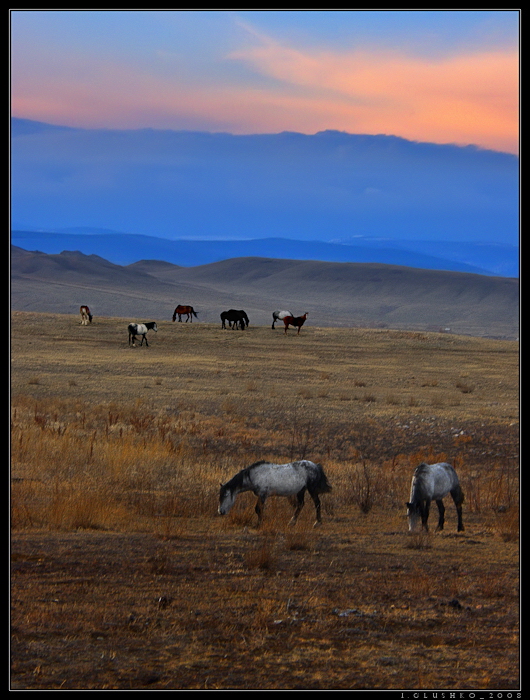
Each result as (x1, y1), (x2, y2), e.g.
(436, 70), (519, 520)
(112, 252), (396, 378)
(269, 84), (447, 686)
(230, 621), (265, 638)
(11, 229), (519, 277)
(11, 246), (519, 339)
(11, 119), (519, 257)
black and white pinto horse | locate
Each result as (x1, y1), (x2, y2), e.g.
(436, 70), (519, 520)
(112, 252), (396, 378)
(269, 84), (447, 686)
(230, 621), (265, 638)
(172, 305), (198, 322)
(219, 459), (332, 527)
(128, 321), (158, 347)
(221, 309), (249, 330)
(80, 305), (93, 325)
(271, 309), (293, 329)
(283, 312), (308, 335)
(407, 462), (465, 532)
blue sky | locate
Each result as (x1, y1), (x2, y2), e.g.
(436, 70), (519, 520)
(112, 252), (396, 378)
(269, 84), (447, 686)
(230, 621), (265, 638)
(11, 10), (519, 154)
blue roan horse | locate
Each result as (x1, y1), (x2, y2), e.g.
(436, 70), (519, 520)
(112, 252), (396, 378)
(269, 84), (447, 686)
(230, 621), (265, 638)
(271, 309), (293, 329)
(128, 322), (158, 347)
(219, 460), (332, 527)
(407, 462), (464, 532)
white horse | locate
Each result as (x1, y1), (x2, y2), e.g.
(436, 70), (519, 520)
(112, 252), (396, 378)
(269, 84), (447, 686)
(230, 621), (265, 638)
(128, 321), (157, 347)
(219, 459), (332, 527)
(406, 462), (464, 532)
(80, 305), (93, 325)
(271, 309), (293, 329)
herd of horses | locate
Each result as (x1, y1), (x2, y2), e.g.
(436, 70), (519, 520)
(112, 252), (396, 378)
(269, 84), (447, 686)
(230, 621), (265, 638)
(79, 305), (309, 335)
(218, 459), (465, 531)
(78, 304), (466, 532)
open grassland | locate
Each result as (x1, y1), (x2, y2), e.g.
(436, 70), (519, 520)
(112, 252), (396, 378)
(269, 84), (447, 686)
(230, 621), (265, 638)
(11, 312), (519, 690)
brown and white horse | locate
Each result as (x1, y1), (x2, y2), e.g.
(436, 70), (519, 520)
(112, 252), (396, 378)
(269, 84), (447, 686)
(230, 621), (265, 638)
(172, 305), (198, 322)
(80, 306), (93, 325)
(283, 312), (308, 335)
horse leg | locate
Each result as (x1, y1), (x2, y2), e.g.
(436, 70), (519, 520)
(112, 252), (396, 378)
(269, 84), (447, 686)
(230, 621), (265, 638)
(289, 489), (306, 525)
(255, 496), (266, 527)
(309, 490), (323, 527)
(451, 486), (465, 531)
(455, 504), (464, 532)
(144, 335), (149, 347)
(421, 499), (431, 530)
(435, 499), (445, 530)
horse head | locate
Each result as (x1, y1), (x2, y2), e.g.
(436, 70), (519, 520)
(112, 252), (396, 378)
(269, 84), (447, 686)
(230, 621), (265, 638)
(218, 482), (236, 515)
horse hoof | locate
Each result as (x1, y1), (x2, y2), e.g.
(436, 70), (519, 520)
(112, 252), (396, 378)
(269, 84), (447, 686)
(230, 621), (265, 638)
(313, 521), (323, 528)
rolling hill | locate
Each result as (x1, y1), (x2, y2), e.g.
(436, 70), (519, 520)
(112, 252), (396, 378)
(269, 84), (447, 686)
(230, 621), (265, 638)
(10, 246), (519, 339)
(10, 229), (519, 277)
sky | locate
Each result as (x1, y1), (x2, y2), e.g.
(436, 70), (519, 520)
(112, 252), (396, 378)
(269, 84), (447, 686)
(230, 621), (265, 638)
(10, 10), (520, 155)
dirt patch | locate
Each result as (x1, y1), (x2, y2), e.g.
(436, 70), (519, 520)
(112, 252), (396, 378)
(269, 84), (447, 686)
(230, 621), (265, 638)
(11, 511), (519, 690)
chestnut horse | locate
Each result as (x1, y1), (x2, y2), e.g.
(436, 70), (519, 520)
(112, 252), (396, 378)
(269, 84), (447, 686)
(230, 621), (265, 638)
(283, 312), (308, 335)
(80, 305), (93, 325)
(172, 305), (198, 322)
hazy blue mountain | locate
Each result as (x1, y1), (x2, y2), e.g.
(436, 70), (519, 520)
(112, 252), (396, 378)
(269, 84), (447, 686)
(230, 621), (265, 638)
(11, 229), (518, 276)
(11, 119), (519, 250)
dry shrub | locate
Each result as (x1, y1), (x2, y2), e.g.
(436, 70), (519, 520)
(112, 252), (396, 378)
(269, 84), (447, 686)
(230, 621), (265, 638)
(338, 462), (387, 514)
(11, 393), (519, 535)
(244, 536), (277, 571)
(405, 531), (433, 550)
(284, 527), (314, 552)
(489, 506), (520, 542)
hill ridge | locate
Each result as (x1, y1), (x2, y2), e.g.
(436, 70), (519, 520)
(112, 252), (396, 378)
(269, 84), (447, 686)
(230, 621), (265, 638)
(11, 246), (519, 339)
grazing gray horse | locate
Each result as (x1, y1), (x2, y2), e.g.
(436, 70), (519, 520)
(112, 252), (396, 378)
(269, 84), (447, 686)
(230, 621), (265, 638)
(406, 462), (464, 532)
(219, 459), (332, 527)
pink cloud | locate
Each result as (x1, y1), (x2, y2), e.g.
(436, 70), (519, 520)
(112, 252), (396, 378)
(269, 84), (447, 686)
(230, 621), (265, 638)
(227, 33), (519, 154)
(11, 28), (519, 155)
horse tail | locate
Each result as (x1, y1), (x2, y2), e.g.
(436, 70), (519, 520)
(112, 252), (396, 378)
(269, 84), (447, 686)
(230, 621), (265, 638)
(451, 482), (465, 506)
(314, 464), (332, 493)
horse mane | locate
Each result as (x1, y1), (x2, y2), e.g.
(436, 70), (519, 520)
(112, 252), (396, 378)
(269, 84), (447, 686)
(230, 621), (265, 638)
(247, 460), (269, 470)
(226, 464), (265, 491)
(414, 462), (430, 477)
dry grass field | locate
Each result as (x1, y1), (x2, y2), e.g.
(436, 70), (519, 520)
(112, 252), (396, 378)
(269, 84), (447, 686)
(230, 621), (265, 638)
(10, 312), (520, 690)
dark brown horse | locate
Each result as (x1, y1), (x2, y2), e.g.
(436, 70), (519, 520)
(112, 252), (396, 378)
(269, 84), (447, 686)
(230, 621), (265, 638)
(172, 305), (198, 322)
(283, 312), (308, 335)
